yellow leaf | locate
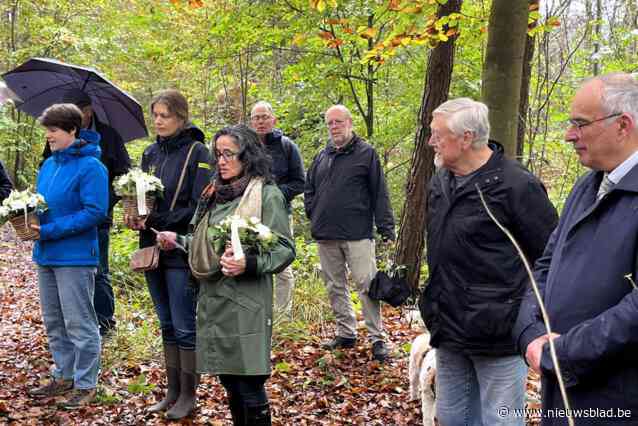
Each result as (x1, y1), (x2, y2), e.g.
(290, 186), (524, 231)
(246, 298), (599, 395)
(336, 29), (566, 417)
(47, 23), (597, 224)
(292, 34), (306, 46)
(359, 27), (377, 39)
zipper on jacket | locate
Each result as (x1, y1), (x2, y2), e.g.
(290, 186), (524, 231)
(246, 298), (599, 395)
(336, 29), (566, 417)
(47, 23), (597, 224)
(45, 163), (63, 197)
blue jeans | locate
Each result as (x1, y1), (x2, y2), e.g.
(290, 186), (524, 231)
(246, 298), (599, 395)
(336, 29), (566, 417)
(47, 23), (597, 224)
(37, 266), (101, 389)
(436, 347), (527, 426)
(145, 267), (196, 350)
(94, 227), (115, 333)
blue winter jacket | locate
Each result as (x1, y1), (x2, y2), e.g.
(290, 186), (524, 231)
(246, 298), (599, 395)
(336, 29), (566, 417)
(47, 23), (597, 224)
(33, 130), (108, 266)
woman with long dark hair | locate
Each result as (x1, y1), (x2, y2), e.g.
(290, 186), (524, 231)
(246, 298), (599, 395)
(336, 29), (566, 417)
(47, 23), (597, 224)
(158, 125), (295, 425)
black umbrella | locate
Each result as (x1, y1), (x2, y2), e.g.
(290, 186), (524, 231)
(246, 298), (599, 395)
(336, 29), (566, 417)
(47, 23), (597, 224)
(2, 57), (148, 143)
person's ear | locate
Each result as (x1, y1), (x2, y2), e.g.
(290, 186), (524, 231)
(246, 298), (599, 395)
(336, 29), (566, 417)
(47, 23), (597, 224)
(618, 113), (635, 138)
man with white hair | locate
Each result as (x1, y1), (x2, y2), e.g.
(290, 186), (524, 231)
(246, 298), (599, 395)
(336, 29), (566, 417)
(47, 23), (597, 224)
(515, 73), (638, 425)
(250, 101), (305, 315)
(419, 98), (557, 425)
(305, 104), (395, 362)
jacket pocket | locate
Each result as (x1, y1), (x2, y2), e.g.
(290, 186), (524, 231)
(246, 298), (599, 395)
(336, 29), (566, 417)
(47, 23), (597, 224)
(215, 281), (265, 336)
(463, 284), (521, 342)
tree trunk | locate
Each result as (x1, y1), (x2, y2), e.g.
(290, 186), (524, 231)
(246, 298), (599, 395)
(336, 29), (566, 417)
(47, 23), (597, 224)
(481, 0), (529, 157)
(395, 0), (462, 291)
(516, 0), (538, 160)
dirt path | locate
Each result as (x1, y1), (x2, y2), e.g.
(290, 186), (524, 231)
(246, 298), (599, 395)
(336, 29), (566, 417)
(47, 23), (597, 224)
(0, 224), (425, 425)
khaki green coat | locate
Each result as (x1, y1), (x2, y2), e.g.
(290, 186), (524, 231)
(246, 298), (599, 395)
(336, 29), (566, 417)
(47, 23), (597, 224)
(193, 184), (294, 375)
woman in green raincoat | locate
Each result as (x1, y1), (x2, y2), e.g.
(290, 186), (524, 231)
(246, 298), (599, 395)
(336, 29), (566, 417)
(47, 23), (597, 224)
(157, 124), (295, 425)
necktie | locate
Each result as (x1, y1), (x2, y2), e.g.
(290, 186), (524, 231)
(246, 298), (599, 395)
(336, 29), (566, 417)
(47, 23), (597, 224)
(597, 173), (613, 200)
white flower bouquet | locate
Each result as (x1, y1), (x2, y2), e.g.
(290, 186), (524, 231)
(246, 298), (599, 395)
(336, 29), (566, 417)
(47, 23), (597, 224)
(0, 189), (47, 240)
(208, 215), (277, 260)
(114, 168), (164, 217)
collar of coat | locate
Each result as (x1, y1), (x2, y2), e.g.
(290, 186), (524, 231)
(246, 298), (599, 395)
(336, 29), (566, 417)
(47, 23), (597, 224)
(156, 123), (205, 152)
(594, 162), (638, 196)
(326, 133), (362, 154)
(52, 129), (102, 163)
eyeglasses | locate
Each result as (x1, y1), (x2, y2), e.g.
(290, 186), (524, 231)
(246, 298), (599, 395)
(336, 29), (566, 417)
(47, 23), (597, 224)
(214, 149), (239, 161)
(251, 114), (272, 122)
(326, 119), (346, 127)
(566, 113), (622, 132)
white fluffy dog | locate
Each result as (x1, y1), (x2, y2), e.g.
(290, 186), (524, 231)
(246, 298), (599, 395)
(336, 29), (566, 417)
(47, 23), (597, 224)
(408, 332), (437, 426)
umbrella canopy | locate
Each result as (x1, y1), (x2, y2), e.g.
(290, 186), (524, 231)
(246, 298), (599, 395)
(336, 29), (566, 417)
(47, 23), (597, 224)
(2, 57), (148, 143)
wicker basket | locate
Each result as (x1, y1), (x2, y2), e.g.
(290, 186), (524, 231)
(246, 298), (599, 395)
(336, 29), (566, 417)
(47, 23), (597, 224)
(122, 195), (156, 218)
(8, 211), (40, 241)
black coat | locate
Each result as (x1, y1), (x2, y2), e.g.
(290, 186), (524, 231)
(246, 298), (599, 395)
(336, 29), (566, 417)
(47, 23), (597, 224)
(0, 160), (13, 203)
(42, 119), (131, 227)
(420, 142), (558, 356)
(263, 129), (305, 210)
(304, 134), (395, 241)
(514, 165), (638, 424)
(140, 125), (212, 269)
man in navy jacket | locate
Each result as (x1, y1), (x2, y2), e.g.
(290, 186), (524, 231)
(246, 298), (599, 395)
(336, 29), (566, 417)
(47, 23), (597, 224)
(514, 73), (638, 425)
(250, 101), (305, 315)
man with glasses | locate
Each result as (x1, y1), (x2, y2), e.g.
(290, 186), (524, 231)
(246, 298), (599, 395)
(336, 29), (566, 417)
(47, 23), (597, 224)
(515, 73), (638, 423)
(250, 101), (305, 315)
(420, 98), (557, 426)
(304, 104), (395, 362)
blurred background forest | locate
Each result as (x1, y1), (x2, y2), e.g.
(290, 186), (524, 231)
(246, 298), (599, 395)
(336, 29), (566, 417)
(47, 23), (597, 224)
(0, 0), (637, 365)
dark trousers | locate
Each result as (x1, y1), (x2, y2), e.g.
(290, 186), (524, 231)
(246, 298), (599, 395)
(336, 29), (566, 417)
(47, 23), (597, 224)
(94, 226), (115, 334)
(145, 266), (197, 350)
(219, 374), (269, 408)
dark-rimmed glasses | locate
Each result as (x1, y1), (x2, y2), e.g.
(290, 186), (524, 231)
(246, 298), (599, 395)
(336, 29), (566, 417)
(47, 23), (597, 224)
(566, 112), (622, 133)
(214, 149), (239, 161)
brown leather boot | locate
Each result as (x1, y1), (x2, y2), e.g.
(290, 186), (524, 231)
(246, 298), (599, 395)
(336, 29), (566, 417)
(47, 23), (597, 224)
(148, 343), (180, 412)
(165, 349), (198, 420)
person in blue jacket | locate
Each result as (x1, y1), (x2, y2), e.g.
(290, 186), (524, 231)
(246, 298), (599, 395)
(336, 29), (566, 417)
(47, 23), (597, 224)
(28, 103), (108, 409)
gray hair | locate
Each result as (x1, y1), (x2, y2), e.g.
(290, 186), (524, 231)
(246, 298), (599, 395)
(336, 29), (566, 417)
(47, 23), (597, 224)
(251, 101), (274, 116)
(432, 98), (490, 147)
(325, 104), (353, 121)
(593, 73), (638, 125)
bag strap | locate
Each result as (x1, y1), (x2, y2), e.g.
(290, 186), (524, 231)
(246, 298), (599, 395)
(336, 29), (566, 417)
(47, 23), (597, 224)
(170, 142), (199, 212)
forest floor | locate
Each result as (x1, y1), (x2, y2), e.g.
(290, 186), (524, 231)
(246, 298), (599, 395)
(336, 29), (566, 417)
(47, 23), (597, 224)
(0, 224), (540, 425)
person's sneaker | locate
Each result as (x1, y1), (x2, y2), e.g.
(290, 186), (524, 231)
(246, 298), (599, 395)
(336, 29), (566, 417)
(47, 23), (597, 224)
(372, 340), (389, 362)
(61, 388), (96, 409)
(29, 377), (73, 397)
(321, 336), (357, 350)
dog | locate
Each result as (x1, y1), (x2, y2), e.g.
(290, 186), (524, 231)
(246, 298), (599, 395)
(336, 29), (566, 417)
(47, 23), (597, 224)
(408, 332), (437, 426)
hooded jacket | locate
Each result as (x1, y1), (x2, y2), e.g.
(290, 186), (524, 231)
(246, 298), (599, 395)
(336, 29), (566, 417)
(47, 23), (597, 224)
(42, 119), (131, 227)
(263, 129), (305, 210)
(33, 130), (109, 266)
(420, 142), (557, 356)
(140, 124), (212, 269)
(304, 133), (395, 241)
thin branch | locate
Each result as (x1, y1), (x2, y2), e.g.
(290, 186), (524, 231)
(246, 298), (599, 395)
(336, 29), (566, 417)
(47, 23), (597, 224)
(475, 184), (575, 426)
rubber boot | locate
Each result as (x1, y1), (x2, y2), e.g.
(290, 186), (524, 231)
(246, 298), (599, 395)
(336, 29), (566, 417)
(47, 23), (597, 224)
(245, 402), (271, 426)
(148, 343), (180, 412)
(165, 349), (198, 420)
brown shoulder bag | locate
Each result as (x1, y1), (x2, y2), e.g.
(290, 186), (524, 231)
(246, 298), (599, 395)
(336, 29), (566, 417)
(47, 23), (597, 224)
(130, 142), (198, 273)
